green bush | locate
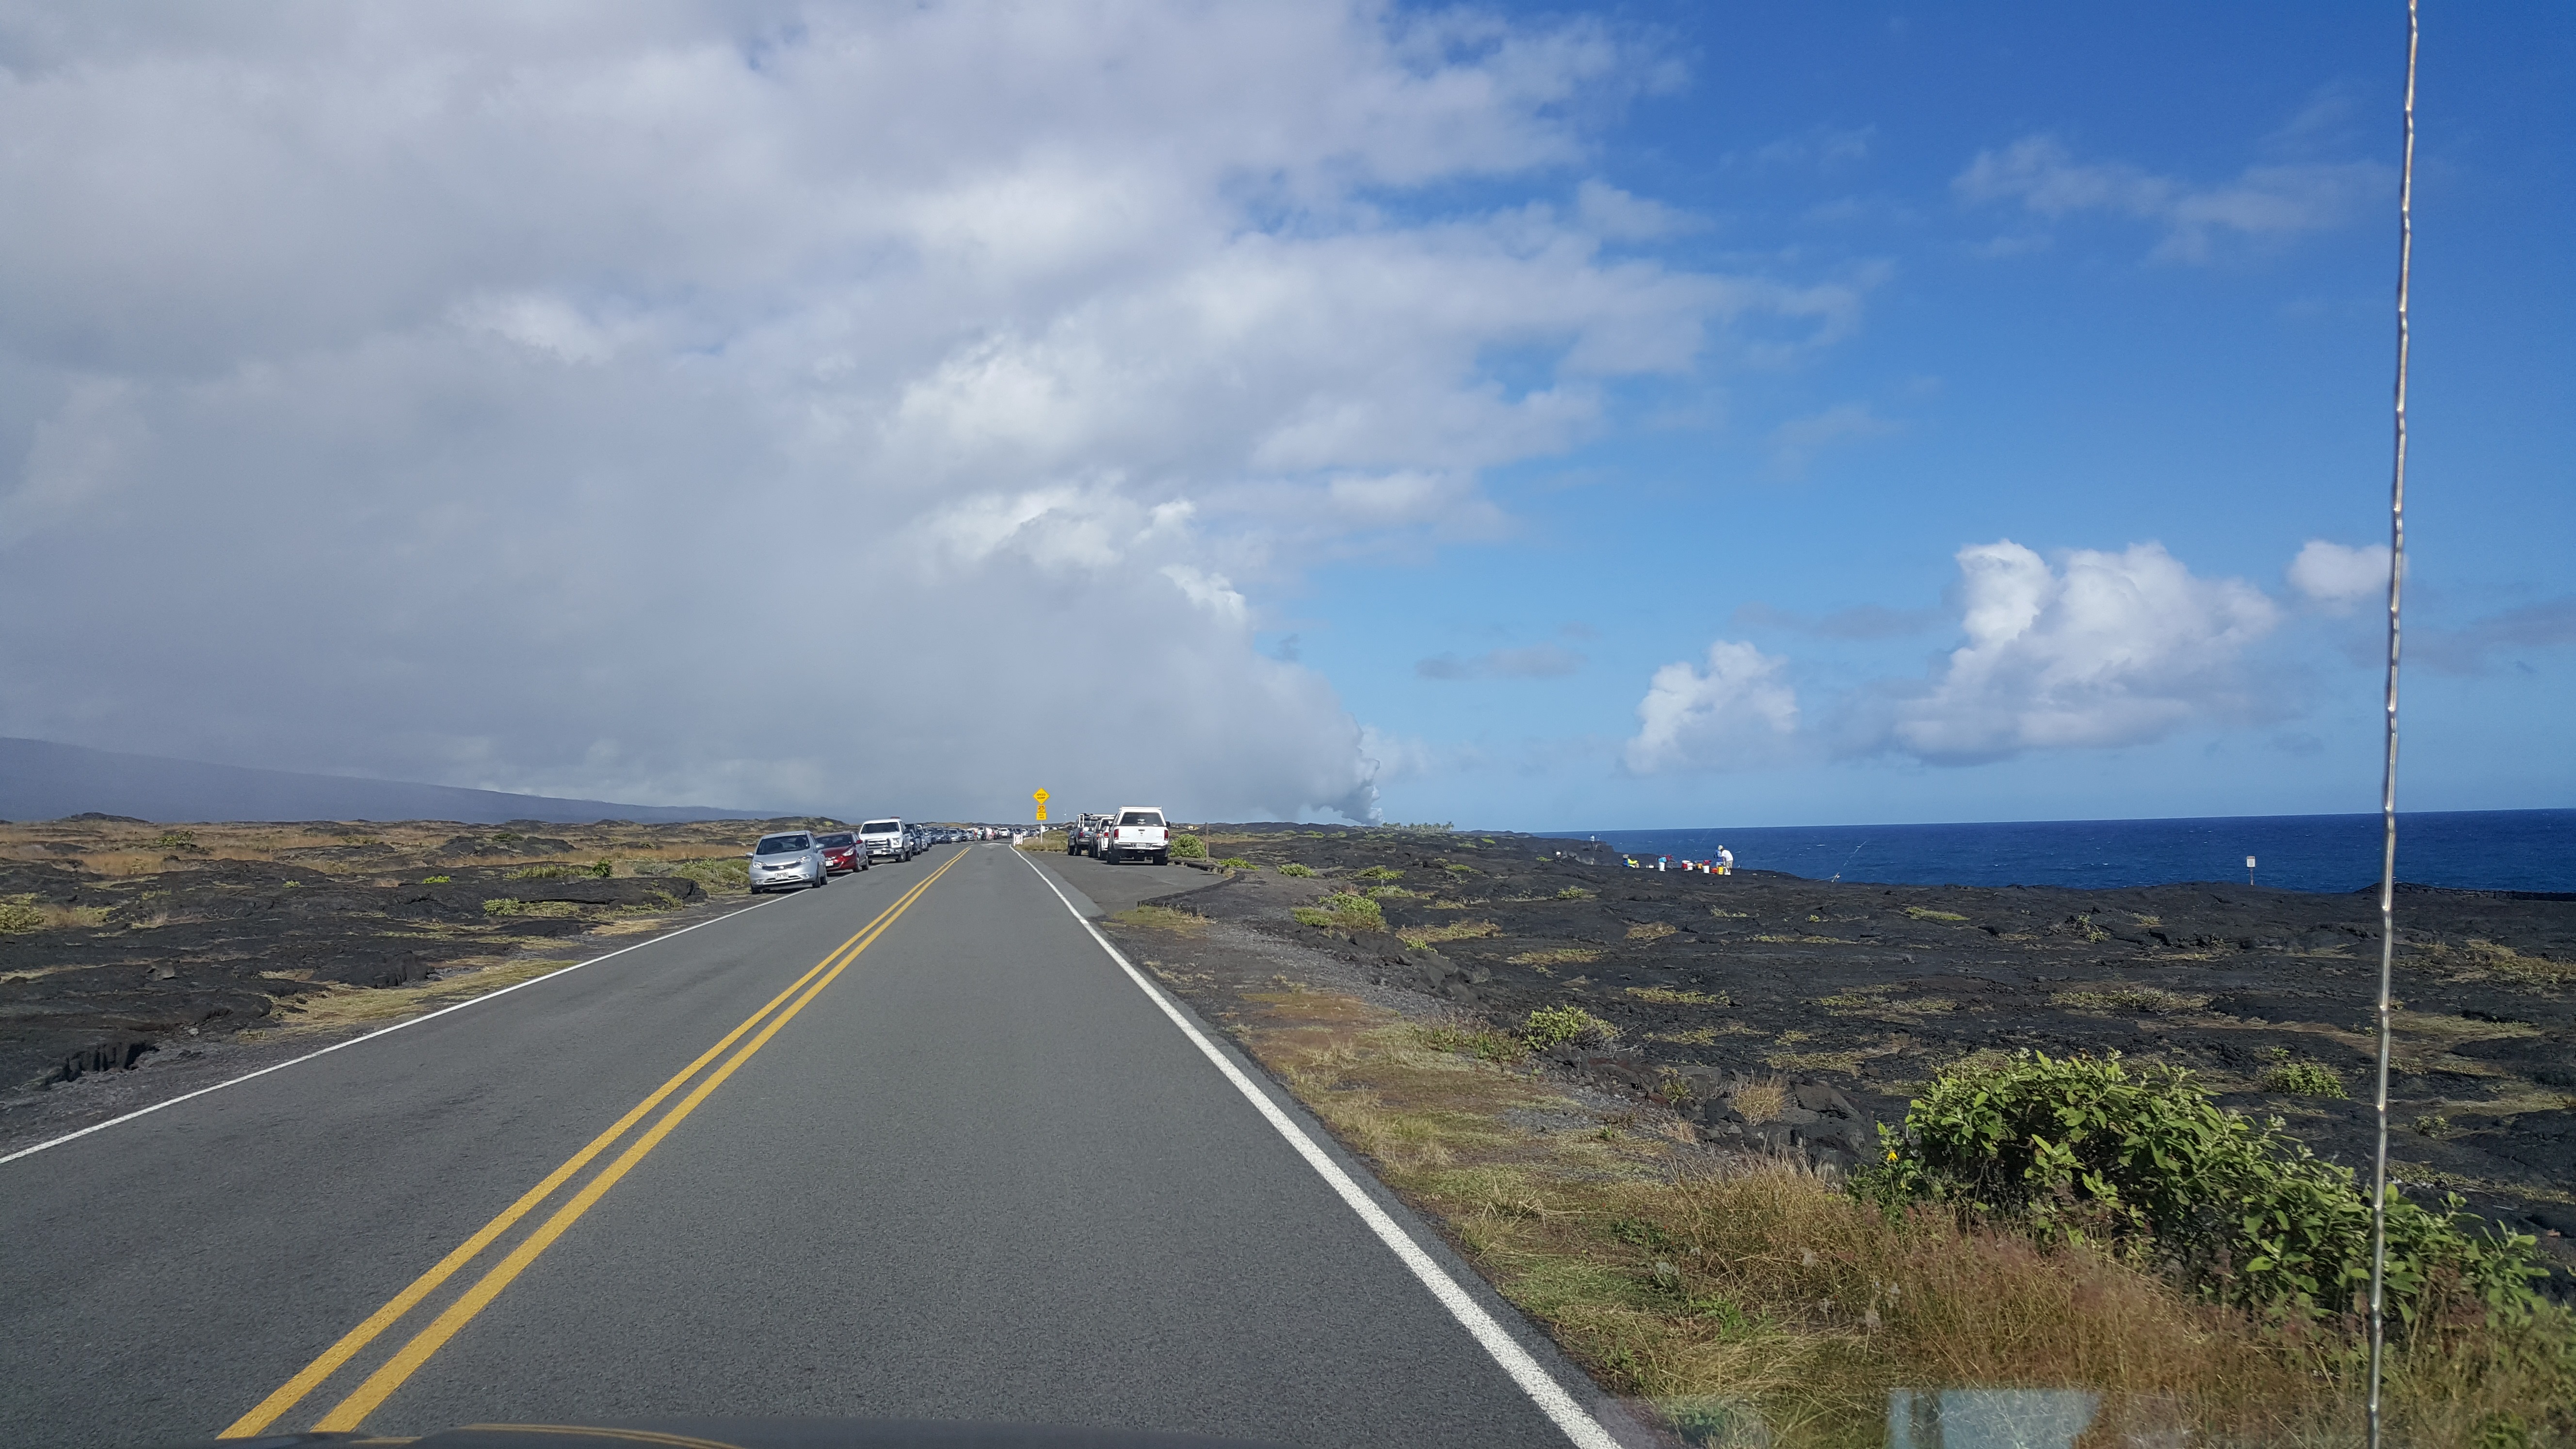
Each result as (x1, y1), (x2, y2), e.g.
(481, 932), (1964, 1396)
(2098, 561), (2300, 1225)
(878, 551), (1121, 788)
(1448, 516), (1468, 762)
(1292, 891), (1385, 934)
(2260, 1060), (2346, 1098)
(0, 895), (43, 935)
(1420, 1020), (1527, 1063)
(1169, 833), (1207, 860)
(1214, 857), (1257, 870)
(1860, 1051), (2544, 1322)
(1277, 863), (1315, 878)
(421, 875), (451, 884)
(1522, 1004), (1619, 1050)
(664, 857), (751, 894)
(588, 859), (614, 879)
(1352, 865), (1403, 882)
(509, 864), (573, 880)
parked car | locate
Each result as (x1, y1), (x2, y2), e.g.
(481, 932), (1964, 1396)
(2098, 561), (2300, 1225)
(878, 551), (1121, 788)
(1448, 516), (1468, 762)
(858, 818), (910, 864)
(815, 831), (864, 875)
(1103, 806), (1170, 865)
(1067, 813), (1109, 856)
(748, 832), (828, 892)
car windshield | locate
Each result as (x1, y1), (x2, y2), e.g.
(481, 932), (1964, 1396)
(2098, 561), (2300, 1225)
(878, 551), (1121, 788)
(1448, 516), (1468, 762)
(755, 835), (811, 854)
(861, 820), (900, 834)
(817, 833), (853, 847)
(1119, 812), (1162, 826)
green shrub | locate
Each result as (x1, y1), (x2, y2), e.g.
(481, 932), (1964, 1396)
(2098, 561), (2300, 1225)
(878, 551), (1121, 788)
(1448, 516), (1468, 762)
(1308, 886), (1391, 928)
(1554, 885), (1595, 900)
(2260, 1060), (2346, 1097)
(588, 859), (614, 878)
(0, 895), (43, 935)
(1277, 863), (1315, 878)
(665, 857), (751, 893)
(1215, 857), (1257, 870)
(1352, 865), (1403, 882)
(509, 864), (573, 880)
(1420, 1020), (1528, 1063)
(421, 875), (451, 884)
(1168, 833), (1208, 860)
(1522, 1004), (1619, 1050)
(1860, 1051), (2544, 1322)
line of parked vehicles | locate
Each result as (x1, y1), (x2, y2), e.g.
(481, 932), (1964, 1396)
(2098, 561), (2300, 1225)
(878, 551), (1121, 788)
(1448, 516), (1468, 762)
(1061, 806), (1172, 865)
(746, 819), (1012, 893)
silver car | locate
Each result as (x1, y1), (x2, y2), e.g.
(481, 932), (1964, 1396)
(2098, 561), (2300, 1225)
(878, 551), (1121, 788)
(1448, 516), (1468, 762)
(747, 832), (828, 892)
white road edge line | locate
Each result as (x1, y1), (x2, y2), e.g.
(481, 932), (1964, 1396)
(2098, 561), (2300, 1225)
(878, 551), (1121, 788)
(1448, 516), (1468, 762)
(0, 894), (783, 1168)
(1016, 852), (1624, 1449)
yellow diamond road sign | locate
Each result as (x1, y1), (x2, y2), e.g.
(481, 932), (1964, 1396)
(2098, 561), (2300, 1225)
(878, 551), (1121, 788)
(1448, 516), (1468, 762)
(1032, 789), (1050, 804)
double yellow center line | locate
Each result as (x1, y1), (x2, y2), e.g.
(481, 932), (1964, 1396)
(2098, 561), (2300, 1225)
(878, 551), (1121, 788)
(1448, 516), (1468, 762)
(223, 848), (970, 1437)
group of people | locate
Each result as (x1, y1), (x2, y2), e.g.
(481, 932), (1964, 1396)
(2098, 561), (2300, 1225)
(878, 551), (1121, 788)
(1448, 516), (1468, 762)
(1623, 846), (1733, 875)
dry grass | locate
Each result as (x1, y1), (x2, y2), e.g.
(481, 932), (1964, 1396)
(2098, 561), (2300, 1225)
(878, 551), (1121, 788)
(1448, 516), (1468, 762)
(1213, 978), (2571, 1447)
(264, 955), (580, 1034)
(1730, 1076), (1788, 1121)
(78, 852), (169, 877)
(1626, 985), (1731, 1008)
(2049, 984), (2213, 1014)
(1646, 1025), (1757, 1046)
(0, 895), (113, 932)
(1113, 904), (1208, 935)
(1627, 921), (1678, 943)
(2417, 938), (2575, 988)
(1509, 947), (1602, 967)
(1400, 918), (1502, 948)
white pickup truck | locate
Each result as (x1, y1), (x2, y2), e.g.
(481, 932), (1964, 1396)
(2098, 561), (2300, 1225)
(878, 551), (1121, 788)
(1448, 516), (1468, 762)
(1102, 805), (1171, 865)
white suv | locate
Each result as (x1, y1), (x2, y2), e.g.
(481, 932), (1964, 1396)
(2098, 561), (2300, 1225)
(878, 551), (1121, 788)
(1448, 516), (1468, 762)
(1103, 806), (1170, 865)
(857, 818), (911, 864)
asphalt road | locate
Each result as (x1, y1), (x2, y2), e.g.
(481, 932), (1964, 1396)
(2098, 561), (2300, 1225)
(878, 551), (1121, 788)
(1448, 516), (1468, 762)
(0, 843), (1611, 1449)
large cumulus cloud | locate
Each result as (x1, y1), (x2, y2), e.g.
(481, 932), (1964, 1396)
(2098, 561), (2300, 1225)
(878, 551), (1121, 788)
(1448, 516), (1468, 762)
(0, 2), (1858, 819)
(1625, 538), (2285, 773)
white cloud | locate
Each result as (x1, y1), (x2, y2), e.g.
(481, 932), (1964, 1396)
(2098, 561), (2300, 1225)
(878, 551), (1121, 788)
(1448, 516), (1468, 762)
(2287, 539), (2392, 612)
(1621, 641), (1800, 773)
(0, 2), (1862, 821)
(1575, 179), (1703, 241)
(1886, 540), (2281, 763)
(1955, 135), (2388, 261)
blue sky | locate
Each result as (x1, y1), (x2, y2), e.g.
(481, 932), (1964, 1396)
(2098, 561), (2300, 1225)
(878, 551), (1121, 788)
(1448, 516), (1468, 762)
(1288, 2), (2574, 829)
(0, 2), (2565, 827)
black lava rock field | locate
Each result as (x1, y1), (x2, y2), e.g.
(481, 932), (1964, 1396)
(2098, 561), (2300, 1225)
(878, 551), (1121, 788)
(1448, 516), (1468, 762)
(1175, 825), (2576, 1273)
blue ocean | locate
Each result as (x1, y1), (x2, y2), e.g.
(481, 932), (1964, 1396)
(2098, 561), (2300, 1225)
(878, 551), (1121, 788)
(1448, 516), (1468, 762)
(1544, 809), (2575, 895)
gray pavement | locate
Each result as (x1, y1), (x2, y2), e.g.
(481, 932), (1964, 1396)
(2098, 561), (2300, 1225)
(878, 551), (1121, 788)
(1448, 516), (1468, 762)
(1017, 841), (1218, 917)
(0, 843), (1595, 1449)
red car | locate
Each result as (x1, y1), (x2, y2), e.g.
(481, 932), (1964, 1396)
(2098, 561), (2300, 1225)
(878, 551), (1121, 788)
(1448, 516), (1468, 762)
(816, 831), (865, 875)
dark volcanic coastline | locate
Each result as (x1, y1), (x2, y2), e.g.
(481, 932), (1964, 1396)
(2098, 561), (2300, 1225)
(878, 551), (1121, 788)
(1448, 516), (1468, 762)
(1154, 824), (2576, 1285)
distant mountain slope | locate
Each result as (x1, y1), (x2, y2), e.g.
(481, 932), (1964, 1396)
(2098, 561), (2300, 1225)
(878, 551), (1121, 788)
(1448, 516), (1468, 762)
(0, 737), (749, 825)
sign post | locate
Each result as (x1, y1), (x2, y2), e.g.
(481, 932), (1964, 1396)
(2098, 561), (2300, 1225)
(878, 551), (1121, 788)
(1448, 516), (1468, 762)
(1032, 789), (1049, 824)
